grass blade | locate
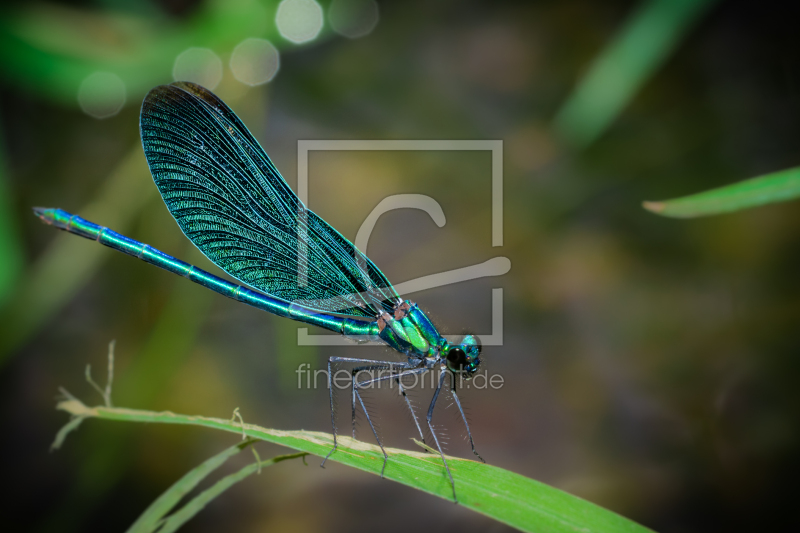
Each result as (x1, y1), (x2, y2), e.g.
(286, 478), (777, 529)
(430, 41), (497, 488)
(50, 415), (87, 452)
(554, 0), (718, 148)
(126, 439), (259, 533)
(156, 452), (308, 533)
(0, 125), (23, 306)
(58, 399), (654, 533)
(0, 145), (154, 364)
(643, 165), (800, 218)
(42, 275), (215, 532)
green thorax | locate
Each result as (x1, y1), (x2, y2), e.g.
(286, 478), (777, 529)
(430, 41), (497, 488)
(377, 301), (445, 357)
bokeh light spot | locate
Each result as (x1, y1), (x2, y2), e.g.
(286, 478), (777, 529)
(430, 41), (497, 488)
(276, 0), (323, 44)
(329, 0), (379, 39)
(172, 48), (223, 89)
(77, 71), (126, 119)
(230, 38), (281, 86)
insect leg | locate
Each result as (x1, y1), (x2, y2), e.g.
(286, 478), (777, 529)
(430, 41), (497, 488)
(353, 383), (388, 477)
(449, 372), (484, 462)
(321, 357), (408, 468)
(350, 364), (396, 438)
(350, 366), (427, 478)
(426, 368), (457, 503)
(396, 375), (426, 444)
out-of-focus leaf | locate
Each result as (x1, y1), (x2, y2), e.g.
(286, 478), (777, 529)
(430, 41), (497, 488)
(0, 146), (153, 363)
(554, 0), (719, 149)
(0, 126), (23, 306)
(154, 451), (308, 533)
(58, 399), (655, 533)
(42, 272), (215, 532)
(0, 0), (319, 107)
(126, 438), (259, 533)
(643, 165), (800, 218)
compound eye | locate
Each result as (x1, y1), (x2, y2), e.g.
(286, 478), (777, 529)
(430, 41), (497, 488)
(447, 347), (467, 369)
(470, 343), (481, 358)
(462, 335), (481, 358)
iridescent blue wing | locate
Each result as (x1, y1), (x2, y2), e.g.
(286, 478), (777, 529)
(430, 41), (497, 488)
(139, 82), (399, 318)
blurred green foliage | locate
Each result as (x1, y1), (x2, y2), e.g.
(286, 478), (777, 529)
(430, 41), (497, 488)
(0, 126), (23, 304)
(554, 0), (719, 149)
(0, 0), (288, 106)
(0, 146), (153, 361)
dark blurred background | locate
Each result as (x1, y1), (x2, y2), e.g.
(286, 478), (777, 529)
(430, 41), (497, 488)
(1, 0), (799, 531)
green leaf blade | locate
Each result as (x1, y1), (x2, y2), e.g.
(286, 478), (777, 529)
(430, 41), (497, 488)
(126, 438), (256, 533)
(58, 400), (654, 533)
(644, 165), (800, 218)
(156, 452), (307, 533)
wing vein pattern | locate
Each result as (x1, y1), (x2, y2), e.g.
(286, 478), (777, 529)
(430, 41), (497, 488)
(139, 82), (399, 318)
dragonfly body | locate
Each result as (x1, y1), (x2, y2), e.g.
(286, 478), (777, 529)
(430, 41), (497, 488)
(33, 207), (380, 339)
(34, 81), (483, 502)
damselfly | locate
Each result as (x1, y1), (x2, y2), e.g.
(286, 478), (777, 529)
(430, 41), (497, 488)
(35, 82), (484, 502)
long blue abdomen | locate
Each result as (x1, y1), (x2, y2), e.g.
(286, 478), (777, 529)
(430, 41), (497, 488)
(33, 207), (380, 341)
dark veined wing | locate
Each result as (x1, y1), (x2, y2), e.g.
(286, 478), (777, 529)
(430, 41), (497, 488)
(139, 82), (399, 318)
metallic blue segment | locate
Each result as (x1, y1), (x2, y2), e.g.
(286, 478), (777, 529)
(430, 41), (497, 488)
(140, 246), (193, 277)
(33, 207), (62, 228)
(34, 200), (384, 339)
(52, 209), (73, 228)
(235, 286), (290, 318)
(33, 207), (351, 333)
(407, 304), (441, 346)
(36, 208), (78, 233)
(69, 216), (103, 240)
(98, 230), (145, 257)
(37, 209), (100, 240)
(186, 267), (237, 298)
(289, 302), (346, 333)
